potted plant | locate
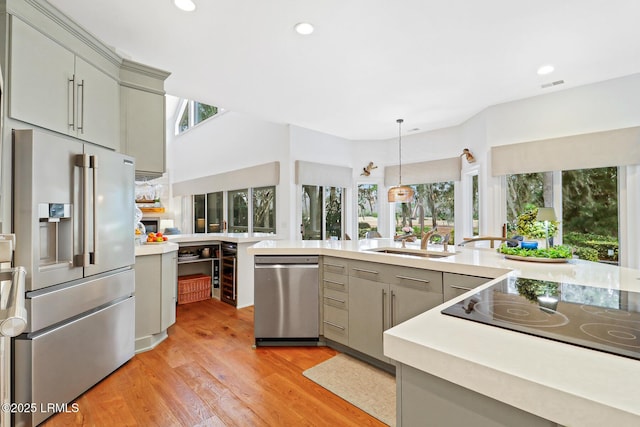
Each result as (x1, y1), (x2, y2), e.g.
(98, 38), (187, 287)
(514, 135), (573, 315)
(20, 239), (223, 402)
(516, 207), (558, 247)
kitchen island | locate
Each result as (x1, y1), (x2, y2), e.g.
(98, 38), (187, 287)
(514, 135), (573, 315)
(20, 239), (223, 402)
(248, 239), (640, 427)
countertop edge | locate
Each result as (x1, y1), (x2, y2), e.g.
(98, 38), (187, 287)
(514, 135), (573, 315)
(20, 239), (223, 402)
(135, 242), (179, 256)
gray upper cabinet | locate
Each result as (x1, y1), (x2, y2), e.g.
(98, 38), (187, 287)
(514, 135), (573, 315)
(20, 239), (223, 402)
(74, 57), (120, 150)
(8, 15), (120, 150)
(120, 59), (171, 178)
(9, 16), (74, 137)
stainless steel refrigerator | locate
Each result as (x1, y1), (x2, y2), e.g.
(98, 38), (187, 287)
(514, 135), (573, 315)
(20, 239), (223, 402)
(11, 128), (135, 426)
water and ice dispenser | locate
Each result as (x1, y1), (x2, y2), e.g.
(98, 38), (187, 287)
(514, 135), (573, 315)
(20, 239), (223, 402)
(37, 203), (73, 269)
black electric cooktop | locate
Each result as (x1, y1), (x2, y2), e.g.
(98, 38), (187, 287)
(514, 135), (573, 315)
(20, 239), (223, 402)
(441, 277), (640, 360)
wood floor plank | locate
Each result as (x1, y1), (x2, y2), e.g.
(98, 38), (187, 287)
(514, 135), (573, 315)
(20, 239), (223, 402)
(42, 298), (387, 427)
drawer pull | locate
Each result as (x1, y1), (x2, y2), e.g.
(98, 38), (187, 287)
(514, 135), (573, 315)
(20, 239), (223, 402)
(353, 267), (379, 274)
(324, 296), (346, 304)
(324, 263), (345, 269)
(323, 320), (345, 330)
(324, 279), (346, 286)
(450, 285), (474, 291)
(396, 275), (430, 284)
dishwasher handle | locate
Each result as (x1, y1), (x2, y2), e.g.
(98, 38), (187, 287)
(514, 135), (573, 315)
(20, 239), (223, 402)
(255, 256), (319, 265)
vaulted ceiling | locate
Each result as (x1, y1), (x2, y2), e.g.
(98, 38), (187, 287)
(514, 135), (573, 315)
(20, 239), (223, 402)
(48, 0), (640, 140)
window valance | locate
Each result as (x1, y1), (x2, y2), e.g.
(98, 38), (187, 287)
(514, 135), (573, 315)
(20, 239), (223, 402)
(491, 126), (640, 176)
(384, 157), (461, 186)
(172, 161), (280, 196)
(295, 160), (353, 187)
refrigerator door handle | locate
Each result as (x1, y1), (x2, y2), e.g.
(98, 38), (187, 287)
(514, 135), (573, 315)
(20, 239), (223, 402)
(75, 154), (91, 267)
(90, 155), (98, 265)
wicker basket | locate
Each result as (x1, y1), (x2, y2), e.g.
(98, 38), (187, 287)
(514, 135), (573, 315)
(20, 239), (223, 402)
(178, 274), (211, 304)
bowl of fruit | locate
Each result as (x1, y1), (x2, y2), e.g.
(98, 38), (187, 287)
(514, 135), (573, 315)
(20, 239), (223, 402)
(146, 232), (168, 244)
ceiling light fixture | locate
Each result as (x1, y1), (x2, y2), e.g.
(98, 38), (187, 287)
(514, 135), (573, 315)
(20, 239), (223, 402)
(537, 64), (555, 75)
(294, 22), (314, 35)
(174, 0), (196, 12)
(388, 119), (415, 203)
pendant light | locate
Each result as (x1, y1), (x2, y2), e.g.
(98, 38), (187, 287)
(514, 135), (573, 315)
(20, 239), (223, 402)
(388, 119), (415, 203)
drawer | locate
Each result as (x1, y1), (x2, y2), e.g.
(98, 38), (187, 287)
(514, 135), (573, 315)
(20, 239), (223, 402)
(323, 287), (348, 310)
(323, 271), (349, 292)
(323, 256), (349, 275)
(322, 304), (348, 345)
(349, 259), (385, 282)
(387, 266), (443, 294)
(443, 272), (491, 301)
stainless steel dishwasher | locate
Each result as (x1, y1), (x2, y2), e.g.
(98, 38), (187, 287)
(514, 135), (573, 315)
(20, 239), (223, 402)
(254, 255), (319, 346)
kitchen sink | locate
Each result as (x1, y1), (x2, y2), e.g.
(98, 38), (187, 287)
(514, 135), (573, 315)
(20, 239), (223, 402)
(366, 247), (455, 258)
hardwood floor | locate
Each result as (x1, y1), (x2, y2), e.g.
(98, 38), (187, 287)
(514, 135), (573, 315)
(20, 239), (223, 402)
(42, 299), (387, 426)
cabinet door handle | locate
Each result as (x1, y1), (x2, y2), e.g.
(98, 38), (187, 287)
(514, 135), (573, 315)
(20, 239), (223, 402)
(390, 290), (396, 327)
(77, 79), (85, 133)
(450, 285), (473, 291)
(324, 263), (345, 269)
(68, 75), (76, 130)
(354, 267), (379, 274)
(381, 289), (386, 331)
(324, 295), (345, 304)
(323, 320), (345, 331)
(324, 279), (346, 286)
(396, 275), (430, 284)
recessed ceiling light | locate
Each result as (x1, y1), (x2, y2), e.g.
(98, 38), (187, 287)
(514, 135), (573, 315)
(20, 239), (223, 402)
(294, 22), (314, 35)
(537, 64), (555, 75)
(174, 0), (196, 12)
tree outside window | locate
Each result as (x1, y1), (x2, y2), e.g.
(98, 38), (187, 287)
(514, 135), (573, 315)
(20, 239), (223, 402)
(175, 99), (221, 134)
(358, 184), (378, 238)
(395, 182), (454, 235)
(228, 189), (248, 233)
(505, 168), (619, 264)
(302, 185), (344, 240)
(253, 186), (276, 233)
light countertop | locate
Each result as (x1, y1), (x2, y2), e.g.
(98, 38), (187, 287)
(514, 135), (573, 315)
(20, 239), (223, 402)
(167, 233), (280, 244)
(249, 239), (640, 291)
(135, 242), (179, 256)
(249, 238), (640, 426)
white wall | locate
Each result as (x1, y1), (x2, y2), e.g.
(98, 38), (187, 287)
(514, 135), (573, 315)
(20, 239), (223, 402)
(167, 111), (289, 183)
(166, 110), (290, 234)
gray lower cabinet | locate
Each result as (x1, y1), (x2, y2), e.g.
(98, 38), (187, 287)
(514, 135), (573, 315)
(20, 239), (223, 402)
(349, 276), (388, 361)
(134, 251), (177, 352)
(348, 261), (444, 363)
(321, 257), (349, 345)
(397, 363), (557, 427)
(443, 272), (492, 302)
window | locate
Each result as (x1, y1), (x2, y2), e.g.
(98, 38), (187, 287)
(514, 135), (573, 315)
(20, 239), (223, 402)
(395, 182), (455, 234)
(325, 187), (343, 240)
(358, 184), (378, 238)
(228, 189), (249, 233)
(505, 172), (553, 233)
(253, 186), (276, 233)
(193, 194), (206, 233)
(302, 185), (344, 240)
(192, 187), (277, 234)
(472, 174), (479, 236)
(505, 167), (619, 264)
(207, 192), (223, 232)
(562, 167), (618, 264)
(175, 99), (222, 134)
